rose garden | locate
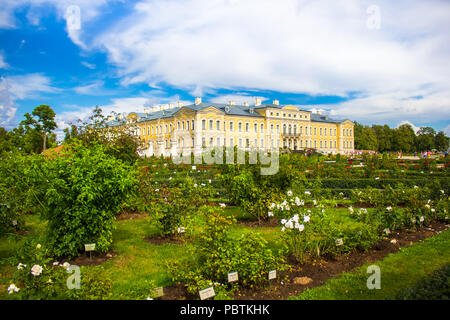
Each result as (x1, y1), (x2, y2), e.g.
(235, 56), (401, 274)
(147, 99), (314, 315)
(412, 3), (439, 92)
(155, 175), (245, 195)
(1, 136), (448, 300)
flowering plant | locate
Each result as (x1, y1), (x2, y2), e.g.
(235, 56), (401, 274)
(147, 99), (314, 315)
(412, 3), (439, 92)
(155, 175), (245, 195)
(7, 242), (68, 300)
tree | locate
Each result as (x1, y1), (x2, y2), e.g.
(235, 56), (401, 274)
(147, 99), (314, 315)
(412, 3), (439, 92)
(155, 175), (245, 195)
(354, 122), (378, 150)
(13, 106), (57, 154)
(31, 105), (57, 151)
(393, 124), (417, 153)
(416, 127), (436, 151)
(0, 127), (12, 153)
(372, 124), (393, 152)
(65, 106), (141, 164)
(434, 131), (449, 151)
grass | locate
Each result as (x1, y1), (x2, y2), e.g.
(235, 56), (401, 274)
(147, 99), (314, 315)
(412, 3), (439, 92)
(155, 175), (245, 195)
(0, 203), (447, 300)
(290, 228), (450, 300)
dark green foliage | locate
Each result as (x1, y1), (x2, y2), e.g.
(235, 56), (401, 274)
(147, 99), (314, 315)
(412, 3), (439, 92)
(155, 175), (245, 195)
(397, 264), (450, 300)
(40, 140), (138, 258)
(169, 208), (286, 293)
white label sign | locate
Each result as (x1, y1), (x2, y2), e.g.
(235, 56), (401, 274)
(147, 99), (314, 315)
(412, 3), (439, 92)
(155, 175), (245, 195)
(228, 271), (238, 283)
(268, 270), (277, 280)
(199, 287), (215, 300)
(84, 243), (96, 252)
(151, 287), (164, 298)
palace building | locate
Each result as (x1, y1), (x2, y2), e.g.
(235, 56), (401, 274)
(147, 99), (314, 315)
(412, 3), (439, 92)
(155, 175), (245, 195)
(105, 97), (354, 157)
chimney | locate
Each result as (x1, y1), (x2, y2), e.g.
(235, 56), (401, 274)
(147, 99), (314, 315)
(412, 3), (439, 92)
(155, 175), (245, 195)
(273, 99), (279, 106)
(169, 103), (174, 109)
(316, 110), (322, 115)
(118, 113), (124, 120)
(177, 101), (183, 108)
(144, 108), (150, 114)
(243, 102), (249, 107)
(229, 101), (235, 106)
(254, 97), (262, 106)
(195, 97), (202, 105)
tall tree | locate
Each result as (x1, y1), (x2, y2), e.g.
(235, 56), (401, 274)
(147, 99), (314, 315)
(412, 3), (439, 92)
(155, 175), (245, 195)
(372, 124), (393, 152)
(354, 122), (378, 150)
(434, 131), (449, 151)
(416, 126), (436, 151)
(393, 124), (417, 153)
(31, 105), (57, 151)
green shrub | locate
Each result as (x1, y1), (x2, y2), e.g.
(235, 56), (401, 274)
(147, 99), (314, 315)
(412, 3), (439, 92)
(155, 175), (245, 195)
(0, 151), (47, 235)
(67, 267), (113, 300)
(6, 241), (69, 300)
(40, 140), (138, 258)
(168, 208), (285, 294)
(397, 264), (450, 300)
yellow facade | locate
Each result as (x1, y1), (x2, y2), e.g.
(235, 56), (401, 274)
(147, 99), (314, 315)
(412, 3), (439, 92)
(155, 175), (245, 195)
(108, 98), (354, 156)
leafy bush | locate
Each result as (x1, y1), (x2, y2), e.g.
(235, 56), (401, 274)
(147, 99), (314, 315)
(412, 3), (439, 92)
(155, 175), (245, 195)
(39, 140), (138, 258)
(397, 264), (450, 300)
(67, 267), (113, 300)
(0, 151), (47, 235)
(6, 242), (70, 300)
(168, 208), (285, 294)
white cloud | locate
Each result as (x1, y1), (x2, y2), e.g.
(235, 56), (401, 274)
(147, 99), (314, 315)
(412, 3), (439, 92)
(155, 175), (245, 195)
(88, 0), (450, 124)
(327, 90), (450, 125)
(397, 120), (421, 134)
(0, 53), (9, 69)
(2, 0), (450, 128)
(0, 0), (113, 45)
(6, 73), (60, 99)
(81, 61), (96, 69)
(444, 125), (450, 137)
(54, 94), (191, 140)
(209, 94), (267, 105)
(73, 80), (107, 95)
(0, 74), (59, 128)
(0, 77), (16, 127)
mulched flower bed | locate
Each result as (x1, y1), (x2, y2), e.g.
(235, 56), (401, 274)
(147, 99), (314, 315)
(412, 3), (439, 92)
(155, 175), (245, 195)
(159, 221), (450, 300)
(64, 250), (117, 267)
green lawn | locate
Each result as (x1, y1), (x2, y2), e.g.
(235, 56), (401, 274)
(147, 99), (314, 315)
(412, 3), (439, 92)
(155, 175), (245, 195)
(1, 206), (448, 300)
(291, 228), (450, 300)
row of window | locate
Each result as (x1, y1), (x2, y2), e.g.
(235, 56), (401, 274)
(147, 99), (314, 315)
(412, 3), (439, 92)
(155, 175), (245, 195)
(134, 120), (353, 138)
(157, 137), (353, 150)
(269, 111), (309, 119)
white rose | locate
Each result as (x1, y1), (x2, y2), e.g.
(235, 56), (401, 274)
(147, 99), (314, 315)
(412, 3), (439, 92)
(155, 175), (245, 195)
(31, 265), (43, 276)
(7, 284), (20, 294)
(303, 215), (310, 223)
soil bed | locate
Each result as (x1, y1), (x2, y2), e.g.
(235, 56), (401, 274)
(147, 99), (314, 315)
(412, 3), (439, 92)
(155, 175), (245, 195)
(116, 212), (148, 220)
(145, 235), (185, 245)
(159, 221), (449, 300)
(237, 218), (280, 228)
(64, 250), (116, 267)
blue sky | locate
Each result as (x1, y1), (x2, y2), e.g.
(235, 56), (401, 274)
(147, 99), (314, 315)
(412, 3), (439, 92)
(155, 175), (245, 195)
(1, 0), (449, 139)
